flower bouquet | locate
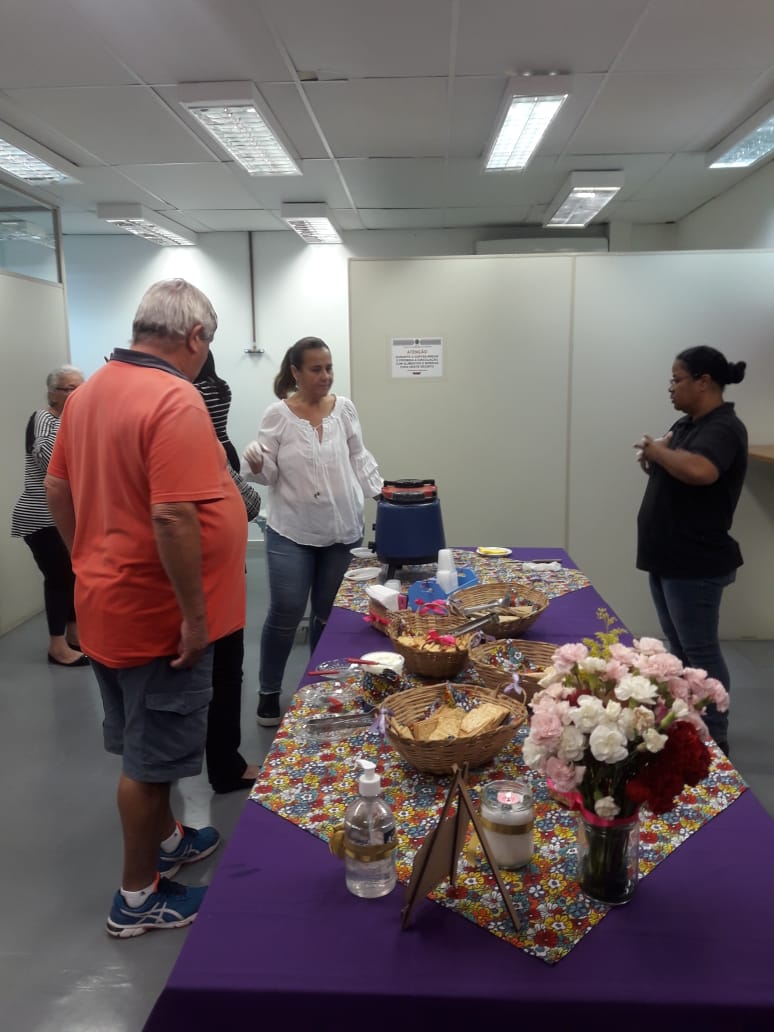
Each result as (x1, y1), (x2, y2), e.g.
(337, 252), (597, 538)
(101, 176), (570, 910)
(523, 610), (729, 904)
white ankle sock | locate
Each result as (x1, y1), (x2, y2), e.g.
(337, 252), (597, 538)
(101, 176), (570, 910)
(121, 878), (157, 908)
(160, 822), (183, 853)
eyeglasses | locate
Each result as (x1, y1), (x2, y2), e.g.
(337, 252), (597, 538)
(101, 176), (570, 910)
(669, 374), (697, 386)
(52, 384), (79, 392)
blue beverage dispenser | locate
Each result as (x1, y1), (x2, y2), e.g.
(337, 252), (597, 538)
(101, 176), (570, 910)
(372, 479), (446, 579)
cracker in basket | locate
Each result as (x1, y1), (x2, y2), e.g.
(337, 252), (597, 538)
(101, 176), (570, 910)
(459, 701), (509, 737)
(410, 710), (443, 741)
(390, 717), (414, 740)
(427, 708), (464, 741)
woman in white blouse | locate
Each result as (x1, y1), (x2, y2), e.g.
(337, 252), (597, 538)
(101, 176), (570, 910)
(244, 337), (382, 726)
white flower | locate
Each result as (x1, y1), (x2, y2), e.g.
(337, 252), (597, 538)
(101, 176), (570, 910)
(588, 723), (629, 763)
(594, 796), (621, 819)
(578, 656), (608, 675)
(615, 674), (658, 705)
(569, 694), (605, 733)
(642, 728), (668, 753)
(631, 705), (656, 734)
(618, 707), (637, 740)
(537, 666), (559, 688)
(671, 699), (689, 719)
(557, 724), (586, 762)
(602, 700), (623, 722)
(522, 737), (548, 771)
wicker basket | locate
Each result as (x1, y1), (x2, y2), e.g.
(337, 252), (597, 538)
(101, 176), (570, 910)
(382, 682), (528, 774)
(469, 638), (557, 700)
(387, 612), (472, 678)
(367, 598), (394, 636)
(448, 582), (549, 638)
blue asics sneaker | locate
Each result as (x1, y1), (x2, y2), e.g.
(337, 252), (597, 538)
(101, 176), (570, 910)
(106, 878), (206, 938)
(158, 824), (221, 878)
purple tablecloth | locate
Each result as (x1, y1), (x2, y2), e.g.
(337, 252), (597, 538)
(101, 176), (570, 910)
(143, 549), (774, 1031)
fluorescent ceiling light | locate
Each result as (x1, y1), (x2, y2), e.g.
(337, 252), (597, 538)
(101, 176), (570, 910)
(97, 203), (197, 247)
(543, 171), (624, 228)
(484, 76), (571, 172)
(707, 98), (774, 169)
(179, 82), (301, 176)
(281, 203), (341, 244)
(0, 137), (71, 184)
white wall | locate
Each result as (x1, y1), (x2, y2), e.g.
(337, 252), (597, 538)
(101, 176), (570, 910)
(1, 272), (71, 634)
(677, 161), (774, 250)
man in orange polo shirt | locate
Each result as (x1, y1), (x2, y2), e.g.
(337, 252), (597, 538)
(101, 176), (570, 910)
(46, 278), (246, 937)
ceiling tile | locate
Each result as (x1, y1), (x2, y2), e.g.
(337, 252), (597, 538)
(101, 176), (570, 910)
(619, 0), (774, 71)
(305, 79), (449, 158)
(115, 162), (267, 210)
(5, 85), (216, 165)
(67, 0), (289, 83)
(569, 70), (769, 153)
(456, 0), (649, 75)
(258, 0), (453, 78)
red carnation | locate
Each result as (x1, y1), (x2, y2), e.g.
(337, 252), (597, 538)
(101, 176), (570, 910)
(626, 720), (711, 814)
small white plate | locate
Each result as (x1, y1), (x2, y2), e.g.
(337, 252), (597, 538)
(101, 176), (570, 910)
(350, 546), (376, 559)
(476, 546), (512, 557)
(344, 566), (382, 582)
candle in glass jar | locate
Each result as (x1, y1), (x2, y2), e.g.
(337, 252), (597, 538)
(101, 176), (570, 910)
(479, 780), (534, 869)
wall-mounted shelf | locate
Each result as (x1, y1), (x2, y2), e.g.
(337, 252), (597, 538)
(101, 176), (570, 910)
(748, 445), (774, 465)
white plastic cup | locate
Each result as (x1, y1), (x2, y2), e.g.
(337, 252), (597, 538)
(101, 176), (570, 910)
(436, 568), (458, 594)
(384, 579), (401, 592)
(437, 548), (454, 572)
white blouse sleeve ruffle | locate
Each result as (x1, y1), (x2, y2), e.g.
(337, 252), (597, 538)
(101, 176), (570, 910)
(340, 398), (383, 498)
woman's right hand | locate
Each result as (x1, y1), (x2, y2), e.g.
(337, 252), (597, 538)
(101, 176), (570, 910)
(243, 440), (264, 475)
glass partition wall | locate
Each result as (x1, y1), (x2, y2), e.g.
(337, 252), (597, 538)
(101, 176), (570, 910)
(0, 178), (62, 284)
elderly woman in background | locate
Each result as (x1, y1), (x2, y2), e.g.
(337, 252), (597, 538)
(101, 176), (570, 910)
(11, 364), (87, 667)
(243, 336), (382, 727)
(635, 345), (748, 756)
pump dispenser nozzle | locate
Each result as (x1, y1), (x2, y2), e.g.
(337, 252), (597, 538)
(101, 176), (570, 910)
(356, 757), (380, 797)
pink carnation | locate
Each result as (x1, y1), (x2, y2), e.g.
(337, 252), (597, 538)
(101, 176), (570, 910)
(699, 676), (730, 713)
(636, 651), (684, 680)
(552, 643), (589, 674)
(529, 700), (569, 746)
(545, 756), (578, 794)
(608, 643), (638, 665)
(633, 636), (666, 655)
(667, 676), (691, 702)
(605, 658), (630, 683)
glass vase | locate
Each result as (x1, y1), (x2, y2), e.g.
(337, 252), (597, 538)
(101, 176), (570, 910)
(576, 809), (640, 906)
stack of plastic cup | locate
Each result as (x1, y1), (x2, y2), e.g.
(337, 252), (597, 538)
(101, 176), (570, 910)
(436, 549), (458, 593)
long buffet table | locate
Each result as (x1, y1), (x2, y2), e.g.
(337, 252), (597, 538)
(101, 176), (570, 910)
(143, 549), (774, 1031)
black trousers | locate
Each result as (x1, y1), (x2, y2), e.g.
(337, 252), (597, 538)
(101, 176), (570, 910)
(24, 526), (76, 636)
(206, 628), (248, 790)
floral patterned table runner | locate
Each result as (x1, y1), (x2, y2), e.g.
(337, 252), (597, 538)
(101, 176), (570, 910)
(250, 550), (747, 964)
(333, 547), (592, 613)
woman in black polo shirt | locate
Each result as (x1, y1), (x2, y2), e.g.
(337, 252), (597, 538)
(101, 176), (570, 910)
(634, 345), (748, 756)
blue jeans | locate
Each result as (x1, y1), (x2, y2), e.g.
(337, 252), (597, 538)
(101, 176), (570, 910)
(259, 526), (360, 695)
(648, 571), (735, 747)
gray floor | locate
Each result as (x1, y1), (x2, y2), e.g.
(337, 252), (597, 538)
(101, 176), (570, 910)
(1, 554), (772, 1032)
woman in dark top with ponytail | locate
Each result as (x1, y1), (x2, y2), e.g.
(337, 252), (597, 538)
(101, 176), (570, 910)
(194, 352), (262, 793)
(635, 345), (748, 755)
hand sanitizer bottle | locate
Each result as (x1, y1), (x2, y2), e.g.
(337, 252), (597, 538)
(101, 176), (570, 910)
(343, 759), (397, 899)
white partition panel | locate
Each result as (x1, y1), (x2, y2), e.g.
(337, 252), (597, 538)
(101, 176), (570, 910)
(1, 272), (70, 634)
(349, 255), (574, 549)
(350, 251), (774, 641)
(570, 252), (774, 639)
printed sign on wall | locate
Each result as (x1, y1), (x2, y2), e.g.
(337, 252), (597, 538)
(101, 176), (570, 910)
(390, 337), (444, 378)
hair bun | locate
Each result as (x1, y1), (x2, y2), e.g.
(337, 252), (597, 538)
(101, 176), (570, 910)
(727, 360), (747, 385)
